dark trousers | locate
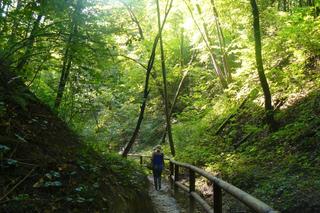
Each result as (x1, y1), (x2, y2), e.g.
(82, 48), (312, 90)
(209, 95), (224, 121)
(153, 166), (163, 190)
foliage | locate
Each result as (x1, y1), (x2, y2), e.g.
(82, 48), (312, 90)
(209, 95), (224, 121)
(0, 0), (319, 211)
(0, 76), (152, 212)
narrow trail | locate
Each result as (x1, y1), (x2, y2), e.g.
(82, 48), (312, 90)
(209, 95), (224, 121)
(147, 176), (202, 213)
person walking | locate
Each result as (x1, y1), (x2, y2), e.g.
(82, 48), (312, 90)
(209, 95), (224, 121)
(151, 145), (164, 191)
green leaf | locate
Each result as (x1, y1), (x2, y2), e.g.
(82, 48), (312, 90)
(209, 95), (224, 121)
(44, 181), (62, 187)
(6, 159), (18, 166)
(0, 144), (10, 153)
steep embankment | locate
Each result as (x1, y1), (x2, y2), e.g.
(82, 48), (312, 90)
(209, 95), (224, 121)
(173, 81), (320, 211)
(0, 65), (154, 212)
(218, 90), (320, 213)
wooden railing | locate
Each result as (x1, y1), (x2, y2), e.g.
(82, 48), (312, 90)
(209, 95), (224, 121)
(128, 154), (279, 213)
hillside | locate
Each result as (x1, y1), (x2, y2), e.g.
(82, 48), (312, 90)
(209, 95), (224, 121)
(173, 87), (320, 212)
(0, 65), (154, 212)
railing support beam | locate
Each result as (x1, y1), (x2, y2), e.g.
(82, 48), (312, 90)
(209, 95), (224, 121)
(214, 182), (222, 213)
(170, 161), (174, 176)
(174, 165), (179, 181)
(189, 168), (195, 192)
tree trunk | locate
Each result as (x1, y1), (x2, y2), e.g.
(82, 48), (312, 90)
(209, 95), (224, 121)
(196, 2), (231, 83)
(283, 0), (288, 11)
(0, 1), (10, 35)
(122, 0), (174, 157)
(250, 0), (277, 131)
(180, 27), (184, 67)
(161, 69), (189, 144)
(161, 50), (195, 144)
(156, 0), (175, 156)
(54, 0), (82, 109)
(307, 0), (314, 6)
(16, 12), (43, 72)
(54, 45), (73, 109)
(6, 0), (22, 45)
(121, 41), (157, 158)
(120, 1), (144, 40)
(210, 0), (232, 83)
(183, 0), (228, 88)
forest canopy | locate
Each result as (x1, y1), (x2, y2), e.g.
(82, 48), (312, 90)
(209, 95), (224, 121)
(0, 0), (319, 149)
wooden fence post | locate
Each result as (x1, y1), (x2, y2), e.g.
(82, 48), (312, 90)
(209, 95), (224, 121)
(213, 182), (222, 213)
(189, 168), (195, 192)
(170, 161), (174, 177)
(174, 164), (179, 181)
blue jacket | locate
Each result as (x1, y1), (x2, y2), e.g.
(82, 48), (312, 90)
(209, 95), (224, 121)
(152, 151), (164, 170)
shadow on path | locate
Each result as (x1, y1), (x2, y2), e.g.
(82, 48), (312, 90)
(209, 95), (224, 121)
(148, 175), (203, 213)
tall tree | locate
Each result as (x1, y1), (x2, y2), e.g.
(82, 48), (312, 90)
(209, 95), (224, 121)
(122, 0), (174, 157)
(16, 11), (43, 73)
(156, 0), (175, 156)
(54, 0), (83, 109)
(183, 0), (228, 88)
(160, 25), (195, 144)
(250, 0), (277, 130)
(120, 0), (144, 40)
(7, 0), (23, 46)
(195, 2), (231, 83)
(209, 0), (232, 83)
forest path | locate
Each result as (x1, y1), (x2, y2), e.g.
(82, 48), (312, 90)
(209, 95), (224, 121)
(147, 175), (201, 213)
(148, 175), (181, 213)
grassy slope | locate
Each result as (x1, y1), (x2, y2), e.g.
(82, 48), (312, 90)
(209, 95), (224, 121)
(0, 65), (154, 212)
(173, 74), (320, 211)
(220, 90), (320, 213)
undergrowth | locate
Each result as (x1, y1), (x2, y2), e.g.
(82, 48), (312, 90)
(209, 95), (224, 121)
(173, 89), (320, 212)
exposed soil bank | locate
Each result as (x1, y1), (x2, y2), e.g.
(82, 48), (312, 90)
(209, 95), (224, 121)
(0, 66), (154, 212)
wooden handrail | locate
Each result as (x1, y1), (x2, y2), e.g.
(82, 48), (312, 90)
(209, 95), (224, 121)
(128, 154), (279, 213)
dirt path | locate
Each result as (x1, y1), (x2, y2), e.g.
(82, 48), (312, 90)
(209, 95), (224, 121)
(148, 175), (202, 213)
(148, 175), (182, 213)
